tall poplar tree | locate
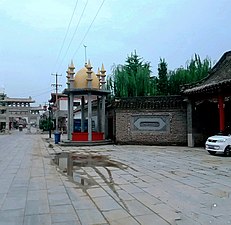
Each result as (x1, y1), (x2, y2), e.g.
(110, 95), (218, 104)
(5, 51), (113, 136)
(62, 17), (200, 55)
(157, 58), (168, 95)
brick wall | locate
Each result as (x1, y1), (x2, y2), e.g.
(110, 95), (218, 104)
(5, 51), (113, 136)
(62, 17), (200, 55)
(115, 108), (187, 145)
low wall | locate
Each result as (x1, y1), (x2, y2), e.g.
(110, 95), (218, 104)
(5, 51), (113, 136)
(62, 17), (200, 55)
(112, 96), (187, 145)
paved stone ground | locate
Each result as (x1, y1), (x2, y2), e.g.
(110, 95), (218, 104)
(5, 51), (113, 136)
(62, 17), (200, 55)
(0, 130), (231, 225)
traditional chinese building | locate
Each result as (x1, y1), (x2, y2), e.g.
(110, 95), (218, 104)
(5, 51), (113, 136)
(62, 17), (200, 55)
(183, 50), (231, 146)
(0, 93), (41, 133)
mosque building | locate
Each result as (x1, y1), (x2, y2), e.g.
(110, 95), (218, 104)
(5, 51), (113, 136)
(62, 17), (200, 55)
(63, 60), (110, 142)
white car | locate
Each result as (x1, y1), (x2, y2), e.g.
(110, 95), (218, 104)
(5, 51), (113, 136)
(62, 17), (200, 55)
(205, 135), (231, 156)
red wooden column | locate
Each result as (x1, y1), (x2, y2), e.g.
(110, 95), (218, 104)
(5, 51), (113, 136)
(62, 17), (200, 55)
(218, 95), (225, 132)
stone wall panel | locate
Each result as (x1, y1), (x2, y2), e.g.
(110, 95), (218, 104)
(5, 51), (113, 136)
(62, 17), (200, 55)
(115, 109), (187, 145)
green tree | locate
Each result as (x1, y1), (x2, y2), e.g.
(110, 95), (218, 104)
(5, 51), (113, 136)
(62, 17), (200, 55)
(149, 76), (158, 95)
(168, 54), (212, 95)
(39, 118), (54, 131)
(107, 52), (212, 97)
(108, 51), (152, 97)
(157, 58), (168, 95)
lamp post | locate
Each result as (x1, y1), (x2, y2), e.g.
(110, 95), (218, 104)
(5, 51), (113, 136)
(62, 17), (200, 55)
(48, 103), (52, 138)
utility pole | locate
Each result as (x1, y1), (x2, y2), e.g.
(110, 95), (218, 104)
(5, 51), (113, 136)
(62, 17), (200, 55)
(48, 101), (52, 139)
(51, 73), (62, 131)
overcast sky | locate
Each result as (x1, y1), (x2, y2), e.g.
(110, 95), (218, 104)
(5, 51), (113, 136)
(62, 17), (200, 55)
(0, 0), (231, 105)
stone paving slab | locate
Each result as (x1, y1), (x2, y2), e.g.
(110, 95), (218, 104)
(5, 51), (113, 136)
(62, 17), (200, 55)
(0, 132), (231, 224)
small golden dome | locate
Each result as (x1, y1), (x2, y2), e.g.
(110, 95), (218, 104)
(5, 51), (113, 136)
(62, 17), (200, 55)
(74, 66), (99, 89)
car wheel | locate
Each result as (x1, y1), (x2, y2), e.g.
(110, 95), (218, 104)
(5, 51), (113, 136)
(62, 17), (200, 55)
(224, 146), (230, 157)
(208, 150), (216, 155)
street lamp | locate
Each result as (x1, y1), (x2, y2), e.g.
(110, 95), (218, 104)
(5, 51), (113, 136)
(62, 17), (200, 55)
(48, 103), (52, 138)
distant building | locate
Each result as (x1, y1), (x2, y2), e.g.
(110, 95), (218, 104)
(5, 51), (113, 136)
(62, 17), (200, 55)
(0, 93), (42, 133)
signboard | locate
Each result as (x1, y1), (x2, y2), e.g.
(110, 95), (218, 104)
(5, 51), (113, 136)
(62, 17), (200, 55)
(132, 115), (169, 132)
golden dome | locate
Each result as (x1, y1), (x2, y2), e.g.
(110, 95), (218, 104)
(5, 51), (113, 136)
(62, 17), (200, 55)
(74, 66), (99, 89)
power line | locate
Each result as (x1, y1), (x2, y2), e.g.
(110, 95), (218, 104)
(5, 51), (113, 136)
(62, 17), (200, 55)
(57, 0), (89, 72)
(13, 87), (52, 97)
(72, 0), (106, 59)
(54, 0), (79, 70)
(31, 89), (54, 98)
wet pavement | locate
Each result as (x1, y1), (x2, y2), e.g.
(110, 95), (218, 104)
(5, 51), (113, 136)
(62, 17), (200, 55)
(0, 130), (231, 224)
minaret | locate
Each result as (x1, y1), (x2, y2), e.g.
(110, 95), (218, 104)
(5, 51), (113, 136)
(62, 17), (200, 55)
(100, 63), (106, 90)
(86, 60), (93, 89)
(96, 67), (101, 89)
(69, 60), (75, 89)
(66, 66), (70, 89)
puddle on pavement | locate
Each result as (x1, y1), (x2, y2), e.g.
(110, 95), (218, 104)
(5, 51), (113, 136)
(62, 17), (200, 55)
(53, 152), (131, 210)
(53, 152), (127, 188)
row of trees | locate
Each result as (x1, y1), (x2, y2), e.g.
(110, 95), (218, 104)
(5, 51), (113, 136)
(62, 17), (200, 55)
(108, 52), (152, 97)
(107, 51), (212, 97)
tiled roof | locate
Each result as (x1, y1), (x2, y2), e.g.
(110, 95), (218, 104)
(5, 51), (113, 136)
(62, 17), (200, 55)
(111, 96), (185, 110)
(1, 97), (35, 103)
